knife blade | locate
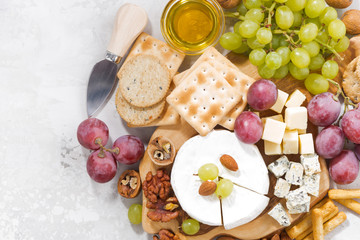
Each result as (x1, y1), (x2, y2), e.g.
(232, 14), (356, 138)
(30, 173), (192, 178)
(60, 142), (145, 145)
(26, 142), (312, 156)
(86, 4), (148, 117)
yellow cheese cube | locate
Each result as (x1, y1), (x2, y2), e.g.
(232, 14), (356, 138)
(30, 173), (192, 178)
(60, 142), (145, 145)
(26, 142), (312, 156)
(297, 128), (307, 134)
(282, 130), (299, 154)
(262, 118), (286, 144)
(299, 133), (315, 154)
(285, 89), (306, 108)
(271, 89), (289, 113)
(285, 107), (308, 130)
(261, 114), (284, 125)
(264, 140), (282, 155)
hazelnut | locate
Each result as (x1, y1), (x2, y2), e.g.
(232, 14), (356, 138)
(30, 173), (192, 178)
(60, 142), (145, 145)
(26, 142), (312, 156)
(325, 0), (352, 8)
(117, 170), (141, 198)
(342, 9), (360, 35)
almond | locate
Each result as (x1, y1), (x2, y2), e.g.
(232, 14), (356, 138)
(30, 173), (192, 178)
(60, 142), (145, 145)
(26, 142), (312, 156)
(198, 180), (217, 196)
(220, 154), (238, 171)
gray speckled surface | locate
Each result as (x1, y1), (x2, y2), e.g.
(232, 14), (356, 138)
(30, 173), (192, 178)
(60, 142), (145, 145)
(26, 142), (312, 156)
(0, 0), (359, 239)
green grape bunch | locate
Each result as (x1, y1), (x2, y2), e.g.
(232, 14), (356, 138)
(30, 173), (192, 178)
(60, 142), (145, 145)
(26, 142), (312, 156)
(219, 0), (350, 95)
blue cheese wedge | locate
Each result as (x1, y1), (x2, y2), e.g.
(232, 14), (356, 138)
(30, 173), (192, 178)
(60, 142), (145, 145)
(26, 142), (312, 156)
(285, 162), (304, 185)
(286, 187), (311, 214)
(302, 173), (320, 197)
(268, 203), (291, 227)
(268, 156), (290, 178)
(300, 154), (321, 175)
(274, 178), (291, 198)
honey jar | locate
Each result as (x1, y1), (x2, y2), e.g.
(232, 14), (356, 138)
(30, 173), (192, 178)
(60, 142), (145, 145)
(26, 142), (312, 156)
(161, 0), (225, 55)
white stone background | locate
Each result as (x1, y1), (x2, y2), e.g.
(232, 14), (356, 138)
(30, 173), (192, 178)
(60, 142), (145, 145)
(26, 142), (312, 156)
(0, 0), (360, 239)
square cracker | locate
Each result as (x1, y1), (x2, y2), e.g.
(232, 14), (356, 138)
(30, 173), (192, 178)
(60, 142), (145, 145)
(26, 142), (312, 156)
(173, 47), (255, 130)
(167, 62), (241, 136)
(121, 32), (185, 78)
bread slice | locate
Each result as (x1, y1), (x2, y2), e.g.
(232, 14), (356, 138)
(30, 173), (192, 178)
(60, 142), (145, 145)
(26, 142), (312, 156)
(118, 54), (171, 108)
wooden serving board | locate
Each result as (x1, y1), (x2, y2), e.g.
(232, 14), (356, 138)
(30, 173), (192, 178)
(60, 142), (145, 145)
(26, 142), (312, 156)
(139, 53), (330, 240)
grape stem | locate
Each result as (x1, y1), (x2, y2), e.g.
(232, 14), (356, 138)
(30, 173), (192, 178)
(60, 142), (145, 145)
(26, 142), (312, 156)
(327, 78), (358, 110)
(314, 38), (343, 60)
(95, 138), (119, 155)
(224, 11), (245, 20)
(265, 2), (276, 27)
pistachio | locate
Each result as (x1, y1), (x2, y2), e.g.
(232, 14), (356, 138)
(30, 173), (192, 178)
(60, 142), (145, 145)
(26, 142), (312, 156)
(164, 203), (179, 211)
(154, 150), (164, 160)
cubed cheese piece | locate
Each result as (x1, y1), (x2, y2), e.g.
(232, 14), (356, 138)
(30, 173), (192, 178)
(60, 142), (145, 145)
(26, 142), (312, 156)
(264, 140), (282, 155)
(285, 107), (308, 130)
(286, 187), (311, 214)
(299, 134), (315, 154)
(271, 90), (289, 113)
(300, 154), (321, 175)
(261, 114), (284, 125)
(302, 174), (320, 197)
(285, 162), (304, 185)
(297, 128), (307, 134)
(274, 178), (291, 198)
(268, 203), (291, 227)
(262, 118), (286, 144)
(285, 89), (306, 108)
(268, 156), (290, 178)
(282, 130), (299, 154)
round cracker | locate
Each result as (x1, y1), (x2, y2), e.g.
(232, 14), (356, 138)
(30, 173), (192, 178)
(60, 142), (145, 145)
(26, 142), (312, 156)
(343, 56), (360, 103)
(119, 54), (171, 108)
(115, 88), (165, 125)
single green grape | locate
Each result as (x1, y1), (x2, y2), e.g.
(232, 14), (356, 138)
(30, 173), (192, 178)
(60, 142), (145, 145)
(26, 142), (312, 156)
(285, 0), (306, 12)
(302, 41), (320, 58)
(299, 23), (318, 43)
(243, 0), (262, 9)
(305, 17), (322, 29)
(198, 163), (219, 181)
(237, 2), (248, 16)
(271, 34), (281, 50)
(182, 219), (200, 235)
(258, 64), (276, 78)
(292, 11), (303, 27)
(247, 37), (266, 49)
(322, 60), (339, 79)
(275, 6), (294, 30)
(128, 204), (142, 224)
(232, 41), (250, 53)
(266, 52), (282, 70)
(308, 54), (325, 70)
(304, 73), (329, 95)
(220, 32), (242, 50)
(233, 21), (242, 33)
(328, 19), (346, 40)
(319, 7), (338, 25)
(263, 0), (274, 7)
(275, 0), (287, 3)
(249, 49), (267, 66)
(215, 179), (234, 199)
(289, 63), (309, 80)
(276, 46), (291, 66)
(334, 36), (350, 53)
(290, 48), (310, 68)
(245, 8), (265, 23)
(317, 29), (329, 43)
(239, 20), (260, 38)
(256, 27), (272, 45)
(278, 35), (289, 48)
(273, 65), (289, 79)
(305, 0), (326, 18)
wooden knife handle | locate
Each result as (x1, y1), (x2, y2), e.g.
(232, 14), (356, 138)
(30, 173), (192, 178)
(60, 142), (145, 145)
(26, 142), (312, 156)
(107, 3), (148, 57)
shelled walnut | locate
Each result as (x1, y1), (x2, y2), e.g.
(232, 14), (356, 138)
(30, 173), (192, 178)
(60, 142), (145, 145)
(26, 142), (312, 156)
(117, 170), (141, 198)
(147, 136), (176, 167)
(153, 229), (180, 240)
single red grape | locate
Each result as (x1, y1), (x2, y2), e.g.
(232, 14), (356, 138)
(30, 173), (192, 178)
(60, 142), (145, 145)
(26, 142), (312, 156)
(112, 135), (145, 165)
(234, 111), (263, 144)
(77, 118), (109, 150)
(315, 126), (345, 159)
(355, 145), (360, 160)
(341, 109), (360, 144)
(329, 150), (359, 185)
(247, 79), (278, 111)
(307, 92), (341, 127)
(87, 150), (117, 183)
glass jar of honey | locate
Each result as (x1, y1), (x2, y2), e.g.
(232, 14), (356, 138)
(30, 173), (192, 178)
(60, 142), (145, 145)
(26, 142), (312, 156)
(161, 0), (225, 55)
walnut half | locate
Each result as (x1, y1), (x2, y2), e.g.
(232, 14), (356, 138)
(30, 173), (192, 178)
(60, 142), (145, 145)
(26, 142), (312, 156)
(117, 170), (141, 198)
(153, 229), (180, 240)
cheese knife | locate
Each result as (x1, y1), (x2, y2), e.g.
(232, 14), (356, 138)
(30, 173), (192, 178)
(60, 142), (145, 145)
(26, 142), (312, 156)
(86, 4), (148, 117)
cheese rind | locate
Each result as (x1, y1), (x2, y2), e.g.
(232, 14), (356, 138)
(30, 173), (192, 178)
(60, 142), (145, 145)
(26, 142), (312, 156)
(268, 156), (290, 178)
(302, 173), (320, 197)
(282, 130), (299, 154)
(286, 187), (311, 214)
(268, 203), (291, 227)
(299, 133), (315, 154)
(274, 178), (291, 198)
(264, 140), (282, 155)
(271, 90), (289, 113)
(285, 162), (304, 185)
(300, 153), (321, 175)
(262, 118), (286, 144)
(285, 89), (306, 108)
(285, 107), (308, 130)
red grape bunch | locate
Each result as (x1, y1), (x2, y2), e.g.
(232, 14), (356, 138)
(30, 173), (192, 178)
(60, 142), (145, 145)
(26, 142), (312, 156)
(77, 118), (144, 183)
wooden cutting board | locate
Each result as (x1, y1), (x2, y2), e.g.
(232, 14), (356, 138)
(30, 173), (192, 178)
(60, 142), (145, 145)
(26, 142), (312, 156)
(139, 53), (330, 240)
